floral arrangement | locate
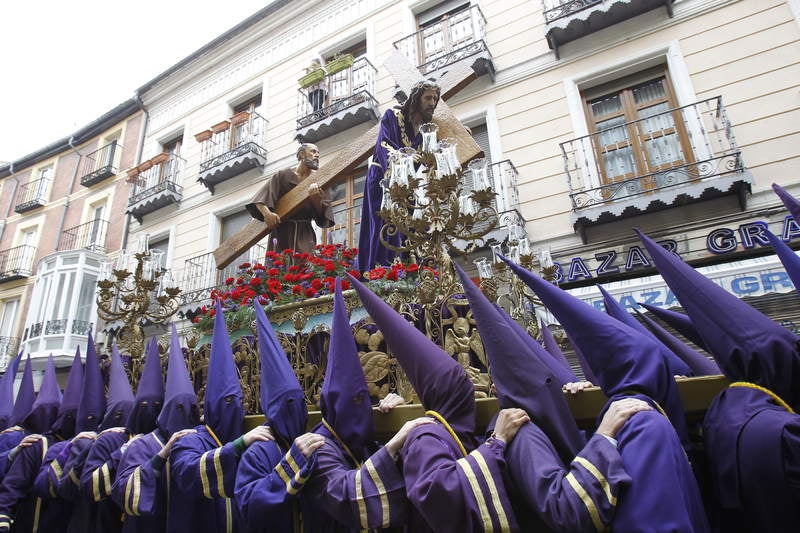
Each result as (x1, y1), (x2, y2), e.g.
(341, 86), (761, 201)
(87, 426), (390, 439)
(191, 244), (429, 333)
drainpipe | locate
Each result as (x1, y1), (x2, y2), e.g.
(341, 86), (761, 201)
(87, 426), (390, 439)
(121, 91), (149, 253)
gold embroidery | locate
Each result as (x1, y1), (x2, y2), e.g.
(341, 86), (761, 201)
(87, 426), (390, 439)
(354, 468), (368, 529)
(573, 457), (616, 506)
(132, 467), (142, 516)
(565, 472), (604, 532)
(92, 467), (102, 502)
(213, 448), (227, 498)
(364, 458), (390, 528)
(456, 456), (492, 531)
(199, 451), (212, 499)
(472, 452), (511, 532)
(102, 463), (112, 496)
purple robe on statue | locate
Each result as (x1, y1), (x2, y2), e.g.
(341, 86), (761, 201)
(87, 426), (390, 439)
(80, 429), (129, 533)
(112, 431), (168, 533)
(357, 108), (421, 270)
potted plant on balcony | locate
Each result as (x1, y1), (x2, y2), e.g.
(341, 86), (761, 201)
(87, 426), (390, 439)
(325, 53), (354, 75)
(298, 65), (326, 89)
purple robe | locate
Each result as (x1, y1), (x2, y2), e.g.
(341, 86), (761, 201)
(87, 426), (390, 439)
(357, 108), (421, 270)
(234, 437), (314, 532)
(507, 426), (630, 532)
(245, 168), (334, 254)
(167, 425), (240, 533)
(53, 436), (98, 533)
(80, 429), (129, 533)
(612, 406), (709, 532)
(0, 428), (25, 480)
(703, 387), (800, 532)
(303, 424), (407, 532)
(400, 423), (518, 533)
(0, 436), (70, 533)
(112, 431), (168, 533)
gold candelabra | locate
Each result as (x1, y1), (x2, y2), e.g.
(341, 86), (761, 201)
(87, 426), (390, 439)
(96, 235), (181, 387)
(377, 123), (499, 305)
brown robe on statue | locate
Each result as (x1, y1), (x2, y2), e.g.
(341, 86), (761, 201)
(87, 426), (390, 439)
(245, 168), (335, 253)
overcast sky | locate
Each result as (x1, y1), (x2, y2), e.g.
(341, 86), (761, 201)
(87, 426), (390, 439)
(0, 1), (271, 163)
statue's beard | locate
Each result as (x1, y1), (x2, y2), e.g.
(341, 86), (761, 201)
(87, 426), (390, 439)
(420, 107), (435, 122)
(304, 158), (319, 170)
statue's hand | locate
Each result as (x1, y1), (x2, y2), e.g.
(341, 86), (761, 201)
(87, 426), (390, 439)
(308, 183), (323, 200)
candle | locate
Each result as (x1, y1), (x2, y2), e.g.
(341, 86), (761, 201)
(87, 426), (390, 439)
(419, 123), (439, 153)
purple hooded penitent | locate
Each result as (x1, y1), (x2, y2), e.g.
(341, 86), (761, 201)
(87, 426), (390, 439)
(500, 255), (689, 445)
(635, 229), (800, 407)
(349, 273), (476, 436)
(157, 324), (199, 436)
(636, 228), (800, 531)
(772, 182), (800, 222)
(765, 228), (800, 296)
(11, 355), (35, 427)
(319, 279), (375, 460)
(539, 319), (575, 376)
(493, 303), (577, 386)
(205, 299), (244, 444)
(76, 332), (106, 433)
(637, 302), (707, 350)
(0, 352), (23, 430)
(24, 355), (62, 434)
(254, 299), (306, 445)
(598, 285), (692, 376)
(51, 346), (85, 439)
(100, 343), (135, 431)
(456, 263), (584, 463)
(633, 308), (721, 376)
(127, 336), (165, 435)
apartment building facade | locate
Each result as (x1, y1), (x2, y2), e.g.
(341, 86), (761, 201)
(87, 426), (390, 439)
(0, 103), (143, 371)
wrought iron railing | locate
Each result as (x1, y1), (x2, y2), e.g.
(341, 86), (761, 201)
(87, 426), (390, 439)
(0, 337), (20, 372)
(80, 140), (120, 186)
(393, 5), (488, 75)
(543, 0), (604, 24)
(197, 112), (268, 173)
(128, 153), (185, 205)
(27, 318), (93, 340)
(57, 219), (108, 252)
(297, 57), (378, 129)
(0, 245), (36, 281)
(14, 178), (50, 213)
(562, 96), (743, 210)
(180, 244), (269, 305)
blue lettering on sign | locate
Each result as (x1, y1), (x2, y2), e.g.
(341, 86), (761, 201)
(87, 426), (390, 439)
(761, 272), (794, 292)
(619, 295), (638, 310)
(552, 262), (564, 284)
(782, 216), (800, 242)
(594, 250), (620, 276)
(568, 258), (593, 282)
(625, 246), (651, 271)
(591, 300), (605, 312)
(657, 239), (679, 256)
(731, 276), (760, 295)
(664, 289), (678, 306)
(738, 221), (770, 249)
(707, 228), (737, 254)
(640, 291), (663, 307)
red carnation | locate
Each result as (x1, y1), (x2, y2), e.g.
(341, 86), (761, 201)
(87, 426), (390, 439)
(311, 278), (323, 290)
(225, 277), (235, 285)
(292, 284), (303, 294)
(406, 264), (420, 273)
(249, 277), (261, 286)
(305, 287), (317, 298)
(368, 267), (387, 280)
(341, 279), (351, 290)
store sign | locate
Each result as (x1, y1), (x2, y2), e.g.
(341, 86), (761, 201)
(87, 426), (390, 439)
(553, 216), (800, 284)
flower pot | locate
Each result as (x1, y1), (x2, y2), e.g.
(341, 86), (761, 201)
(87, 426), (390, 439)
(194, 130), (213, 143)
(299, 68), (326, 88)
(210, 120), (231, 134)
(229, 111), (251, 125)
(325, 54), (354, 75)
(150, 152), (169, 165)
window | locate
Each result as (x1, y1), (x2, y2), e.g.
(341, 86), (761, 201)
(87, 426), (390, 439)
(149, 235), (170, 270)
(19, 229), (36, 271)
(0, 299), (19, 339)
(232, 94), (263, 148)
(88, 203), (107, 250)
(415, 1), (474, 65)
(100, 132), (121, 170)
(160, 134), (184, 182)
(36, 166), (53, 198)
(325, 168), (366, 248)
(583, 67), (693, 186)
(233, 94), (262, 115)
(220, 210), (257, 263)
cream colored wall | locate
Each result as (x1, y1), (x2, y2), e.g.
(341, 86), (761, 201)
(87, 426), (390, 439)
(131, 0), (800, 273)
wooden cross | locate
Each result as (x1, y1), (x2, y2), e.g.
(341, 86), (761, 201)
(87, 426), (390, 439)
(213, 51), (484, 269)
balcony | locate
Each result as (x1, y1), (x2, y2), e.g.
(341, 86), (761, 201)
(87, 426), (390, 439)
(126, 153), (184, 223)
(544, 0), (674, 58)
(460, 160), (521, 246)
(80, 140), (121, 187)
(296, 57), (380, 143)
(57, 219), (108, 253)
(14, 178), (49, 213)
(195, 112), (268, 194)
(0, 337), (20, 372)
(562, 96), (752, 241)
(178, 244), (268, 314)
(393, 5), (494, 80)
(0, 245), (36, 283)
